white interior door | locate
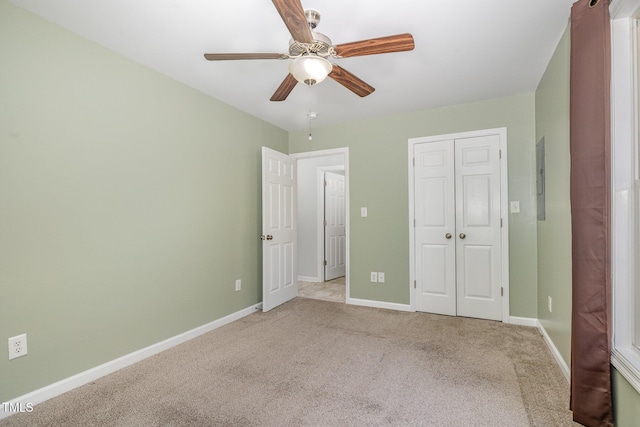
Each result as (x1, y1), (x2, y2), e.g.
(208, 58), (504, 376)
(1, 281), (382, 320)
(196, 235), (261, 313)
(455, 136), (502, 321)
(413, 135), (502, 321)
(262, 147), (297, 312)
(324, 172), (346, 281)
(414, 141), (457, 315)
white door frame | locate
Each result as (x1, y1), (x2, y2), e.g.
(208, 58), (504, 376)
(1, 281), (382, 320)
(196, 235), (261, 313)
(291, 148), (350, 300)
(408, 128), (510, 321)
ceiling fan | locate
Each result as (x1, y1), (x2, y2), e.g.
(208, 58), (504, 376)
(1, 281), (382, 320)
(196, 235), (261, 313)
(204, 0), (415, 101)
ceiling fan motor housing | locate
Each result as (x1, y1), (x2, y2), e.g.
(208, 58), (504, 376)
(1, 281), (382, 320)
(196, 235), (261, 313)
(288, 10), (332, 57)
(288, 31), (333, 56)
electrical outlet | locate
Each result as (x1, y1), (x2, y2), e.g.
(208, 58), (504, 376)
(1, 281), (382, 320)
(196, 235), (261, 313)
(548, 296), (553, 313)
(8, 334), (27, 360)
(370, 272), (378, 282)
(361, 207), (368, 217)
(235, 279), (241, 291)
(377, 272), (385, 283)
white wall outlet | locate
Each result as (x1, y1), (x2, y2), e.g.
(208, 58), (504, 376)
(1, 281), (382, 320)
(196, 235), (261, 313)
(370, 272), (378, 282)
(361, 207), (368, 217)
(235, 279), (241, 291)
(8, 334), (27, 360)
(377, 272), (385, 283)
(548, 296), (553, 313)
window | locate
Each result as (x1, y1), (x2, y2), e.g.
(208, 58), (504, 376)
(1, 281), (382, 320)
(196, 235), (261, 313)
(611, 0), (640, 394)
(635, 17), (640, 352)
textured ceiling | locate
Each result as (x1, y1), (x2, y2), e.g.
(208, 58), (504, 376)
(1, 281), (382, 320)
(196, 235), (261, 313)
(8, 0), (575, 131)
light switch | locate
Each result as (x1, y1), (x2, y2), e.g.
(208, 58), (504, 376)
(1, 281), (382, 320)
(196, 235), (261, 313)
(361, 207), (368, 217)
(510, 201), (520, 214)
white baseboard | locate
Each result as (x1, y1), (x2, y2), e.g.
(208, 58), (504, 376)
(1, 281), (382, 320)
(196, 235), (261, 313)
(506, 316), (538, 327)
(536, 320), (570, 382)
(0, 303), (261, 421)
(298, 276), (320, 282)
(347, 297), (413, 312)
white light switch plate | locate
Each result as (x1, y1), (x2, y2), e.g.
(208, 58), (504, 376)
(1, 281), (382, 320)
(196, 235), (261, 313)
(510, 201), (520, 214)
(361, 207), (368, 217)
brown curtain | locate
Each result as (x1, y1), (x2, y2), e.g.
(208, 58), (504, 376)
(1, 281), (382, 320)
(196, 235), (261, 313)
(569, 0), (613, 426)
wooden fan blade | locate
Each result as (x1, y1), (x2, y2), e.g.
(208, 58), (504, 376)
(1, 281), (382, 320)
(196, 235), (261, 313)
(329, 65), (375, 98)
(204, 53), (287, 61)
(270, 74), (298, 101)
(272, 0), (314, 44)
(334, 33), (415, 58)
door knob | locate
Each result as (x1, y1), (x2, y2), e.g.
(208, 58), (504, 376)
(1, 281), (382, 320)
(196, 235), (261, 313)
(260, 235), (266, 240)
(445, 233), (452, 239)
(459, 233), (466, 239)
(266, 235), (273, 240)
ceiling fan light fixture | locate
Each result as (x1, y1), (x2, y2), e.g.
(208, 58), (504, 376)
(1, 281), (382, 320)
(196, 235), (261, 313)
(288, 55), (332, 86)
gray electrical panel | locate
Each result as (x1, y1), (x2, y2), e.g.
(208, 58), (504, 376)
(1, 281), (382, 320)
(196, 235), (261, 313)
(536, 137), (546, 221)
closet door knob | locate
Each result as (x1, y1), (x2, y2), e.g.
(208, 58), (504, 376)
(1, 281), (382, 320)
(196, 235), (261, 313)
(445, 233), (452, 239)
(459, 233), (466, 239)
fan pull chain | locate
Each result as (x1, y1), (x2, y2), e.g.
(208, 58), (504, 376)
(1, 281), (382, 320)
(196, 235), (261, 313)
(307, 85), (315, 141)
(307, 111), (318, 141)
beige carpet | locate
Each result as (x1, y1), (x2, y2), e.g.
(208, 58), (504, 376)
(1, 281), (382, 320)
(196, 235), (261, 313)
(298, 277), (346, 303)
(1, 298), (578, 426)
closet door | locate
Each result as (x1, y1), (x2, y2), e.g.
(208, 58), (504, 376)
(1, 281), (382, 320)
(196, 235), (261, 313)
(455, 136), (502, 321)
(413, 135), (502, 321)
(414, 140), (456, 316)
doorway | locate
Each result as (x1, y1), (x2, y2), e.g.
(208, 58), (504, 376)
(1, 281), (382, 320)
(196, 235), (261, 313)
(293, 148), (350, 303)
(408, 129), (509, 322)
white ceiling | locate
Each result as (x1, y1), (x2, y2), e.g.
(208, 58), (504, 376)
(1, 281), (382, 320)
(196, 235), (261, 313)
(8, 0), (575, 131)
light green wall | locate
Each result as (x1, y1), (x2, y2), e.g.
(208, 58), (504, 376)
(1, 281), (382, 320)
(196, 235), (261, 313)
(289, 94), (538, 317)
(613, 369), (640, 427)
(0, 1), (287, 401)
(535, 24), (572, 364)
(535, 21), (640, 424)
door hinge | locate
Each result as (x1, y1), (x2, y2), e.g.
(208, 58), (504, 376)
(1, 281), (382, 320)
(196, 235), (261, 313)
(501, 287), (504, 297)
(324, 180), (327, 187)
(324, 260), (327, 266)
(499, 149), (502, 159)
(500, 218), (503, 228)
(414, 280), (417, 289)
